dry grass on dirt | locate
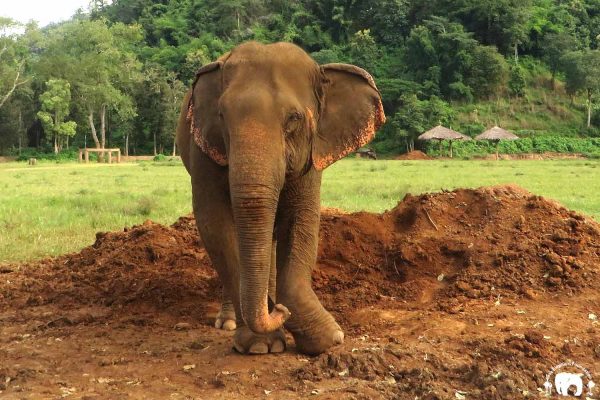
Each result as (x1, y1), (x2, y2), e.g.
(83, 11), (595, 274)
(1, 185), (599, 399)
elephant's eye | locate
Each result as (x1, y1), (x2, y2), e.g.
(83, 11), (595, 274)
(284, 111), (303, 135)
(288, 111), (303, 122)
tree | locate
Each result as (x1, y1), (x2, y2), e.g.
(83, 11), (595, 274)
(541, 32), (578, 89)
(387, 94), (455, 152)
(0, 18), (30, 110)
(37, 80), (77, 153)
(450, 0), (532, 57)
(467, 45), (509, 98)
(406, 17), (507, 101)
(356, 0), (410, 45)
(562, 50), (600, 128)
(348, 29), (380, 72)
(36, 20), (142, 149)
(508, 63), (526, 97)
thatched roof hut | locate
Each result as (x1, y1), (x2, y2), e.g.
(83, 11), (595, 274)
(475, 126), (519, 160)
(418, 125), (471, 141)
(418, 125), (471, 158)
(475, 126), (519, 141)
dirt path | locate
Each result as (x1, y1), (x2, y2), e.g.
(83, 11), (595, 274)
(1, 185), (599, 399)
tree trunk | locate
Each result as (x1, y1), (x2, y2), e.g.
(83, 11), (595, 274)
(54, 134), (58, 154)
(153, 132), (157, 156)
(587, 89), (592, 128)
(88, 110), (100, 148)
(100, 104), (106, 148)
(172, 139), (176, 156)
(514, 43), (519, 64)
(18, 110), (22, 155)
(125, 133), (129, 157)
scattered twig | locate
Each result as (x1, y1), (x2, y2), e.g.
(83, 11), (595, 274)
(424, 209), (439, 231)
(392, 260), (401, 278)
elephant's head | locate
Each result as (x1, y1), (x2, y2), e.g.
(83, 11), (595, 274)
(188, 42), (385, 334)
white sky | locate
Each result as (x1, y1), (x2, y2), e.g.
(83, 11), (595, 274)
(0, 0), (99, 27)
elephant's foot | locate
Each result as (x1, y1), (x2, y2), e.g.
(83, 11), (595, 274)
(288, 309), (344, 356)
(233, 326), (287, 355)
(214, 302), (236, 331)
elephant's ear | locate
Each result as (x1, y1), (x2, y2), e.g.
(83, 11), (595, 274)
(188, 61), (228, 166)
(312, 63), (386, 170)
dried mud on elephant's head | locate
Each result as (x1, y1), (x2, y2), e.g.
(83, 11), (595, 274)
(2, 184), (600, 399)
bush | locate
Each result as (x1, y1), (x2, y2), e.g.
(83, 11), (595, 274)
(15, 148), (79, 162)
(423, 136), (600, 158)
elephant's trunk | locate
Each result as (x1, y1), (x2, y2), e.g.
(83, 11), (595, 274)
(229, 120), (289, 334)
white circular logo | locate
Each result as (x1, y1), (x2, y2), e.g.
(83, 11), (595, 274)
(543, 360), (595, 398)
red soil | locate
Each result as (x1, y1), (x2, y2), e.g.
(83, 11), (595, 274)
(1, 185), (599, 399)
(395, 150), (432, 160)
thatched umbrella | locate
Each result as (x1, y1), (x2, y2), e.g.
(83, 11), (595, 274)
(418, 125), (471, 158)
(475, 126), (519, 160)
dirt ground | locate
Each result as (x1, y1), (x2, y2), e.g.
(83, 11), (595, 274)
(1, 185), (599, 399)
(394, 151), (432, 160)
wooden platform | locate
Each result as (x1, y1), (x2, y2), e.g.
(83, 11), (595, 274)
(78, 148), (121, 163)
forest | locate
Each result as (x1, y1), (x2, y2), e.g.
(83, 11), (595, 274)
(1, 0), (600, 157)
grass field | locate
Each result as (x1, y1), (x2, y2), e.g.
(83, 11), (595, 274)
(1, 158), (599, 262)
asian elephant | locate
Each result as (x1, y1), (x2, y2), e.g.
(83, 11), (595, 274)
(176, 41), (385, 355)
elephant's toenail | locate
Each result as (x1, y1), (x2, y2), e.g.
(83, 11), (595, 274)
(222, 320), (236, 331)
(215, 319), (223, 329)
(333, 331), (344, 345)
(249, 342), (269, 354)
(233, 342), (246, 354)
(270, 340), (285, 353)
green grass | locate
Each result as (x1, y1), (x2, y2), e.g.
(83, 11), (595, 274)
(0, 161), (191, 262)
(322, 159), (600, 218)
(1, 158), (599, 262)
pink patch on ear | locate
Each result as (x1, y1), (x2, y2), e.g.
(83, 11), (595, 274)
(188, 101), (228, 166)
(313, 98), (386, 171)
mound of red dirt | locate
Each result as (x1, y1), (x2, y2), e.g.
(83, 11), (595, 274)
(395, 150), (432, 160)
(6, 185), (597, 316)
(1, 185), (599, 399)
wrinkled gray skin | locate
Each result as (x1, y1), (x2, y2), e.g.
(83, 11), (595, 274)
(177, 41), (385, 355)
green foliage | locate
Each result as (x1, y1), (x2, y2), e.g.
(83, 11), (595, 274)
(508, 63), (526, 96)
(15, 148), (79, 162)
(37, 79), (77, 153)
(2, 0), (600, 156)
(405, 17), (508, 101)
(423, 136), (600, 158)
(376, 94), (455, 153)
(561, 49), (600, 127)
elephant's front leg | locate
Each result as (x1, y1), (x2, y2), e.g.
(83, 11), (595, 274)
(190, 146), (285, 354)
(276, 169), (344, 355)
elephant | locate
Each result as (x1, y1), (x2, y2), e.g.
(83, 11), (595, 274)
(176, 41), (385, 355)
(555, 372), (584, 396)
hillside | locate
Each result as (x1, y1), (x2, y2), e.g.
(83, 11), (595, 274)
(1, 0), (599, 155)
